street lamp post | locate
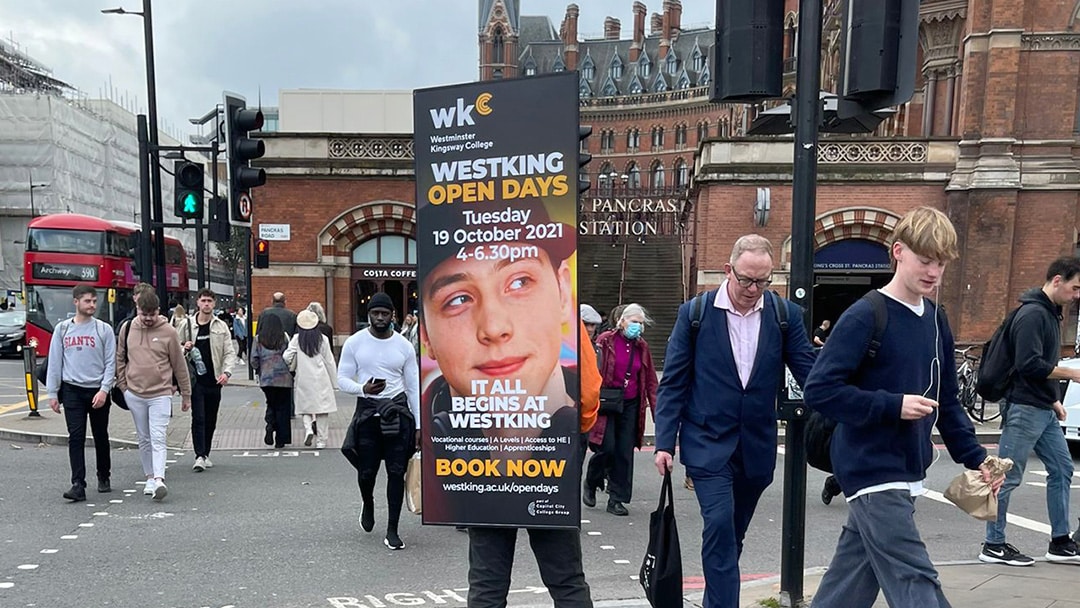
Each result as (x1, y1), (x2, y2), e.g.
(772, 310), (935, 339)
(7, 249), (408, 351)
(103, 0), (167, 308)
(28, 169), (48, 218)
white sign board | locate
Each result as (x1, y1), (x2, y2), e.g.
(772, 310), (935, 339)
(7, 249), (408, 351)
(259, 224), (291, 241)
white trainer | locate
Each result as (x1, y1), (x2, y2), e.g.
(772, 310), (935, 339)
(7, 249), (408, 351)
(192, 457), (206, 472)
(153, 481), (168, 501)
(203, 457), (213, 469)
(143, 479), (156, 496)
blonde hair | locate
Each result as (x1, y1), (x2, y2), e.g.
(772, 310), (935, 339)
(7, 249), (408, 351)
(889, 206), (958, 261)
(730, 234), (774, 264)
(306, 302), (327, 324)
(172, 304), (186, 318)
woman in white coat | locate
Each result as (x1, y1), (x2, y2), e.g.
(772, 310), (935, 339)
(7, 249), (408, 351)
(284, 310), (338, 448)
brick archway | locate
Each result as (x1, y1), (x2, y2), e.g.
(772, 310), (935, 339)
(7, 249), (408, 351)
(317, 200), (416, 264)
(780, 207), (900, 267)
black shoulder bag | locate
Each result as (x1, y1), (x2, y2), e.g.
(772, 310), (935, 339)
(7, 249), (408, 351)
(599, 343), (635, 415)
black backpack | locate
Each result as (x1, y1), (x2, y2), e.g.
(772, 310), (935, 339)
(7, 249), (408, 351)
(974, 304), (1025, 403)
(805, 290), (889, 473)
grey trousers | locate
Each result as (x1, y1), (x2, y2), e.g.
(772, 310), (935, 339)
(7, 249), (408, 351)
(812, 489), (951, 608)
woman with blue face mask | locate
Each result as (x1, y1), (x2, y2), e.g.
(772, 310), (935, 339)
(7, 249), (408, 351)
(584, 303), (659, 517)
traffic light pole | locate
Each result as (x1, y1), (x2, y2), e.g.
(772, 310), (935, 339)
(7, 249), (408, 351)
(245, 227), (254, 381)
(136, 115), (154, 284)
(138, 0), (168, 311)
(780, 0), (823, 606)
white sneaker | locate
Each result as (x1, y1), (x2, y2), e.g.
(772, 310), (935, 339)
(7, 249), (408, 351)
(143, 479), (156, 495)
(192, 457), (206, 472)
(153, 481), (167, 501)
(315, 441), (327, 449)
(203, 457), (213, 469)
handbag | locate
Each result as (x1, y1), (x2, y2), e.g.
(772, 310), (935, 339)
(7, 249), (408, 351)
(405, 453), (422, 515)
(640, 470), (683, 608)
(599, 344), (635, 415)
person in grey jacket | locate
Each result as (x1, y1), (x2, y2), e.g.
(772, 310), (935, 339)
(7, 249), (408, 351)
(46, 284), (117, 502)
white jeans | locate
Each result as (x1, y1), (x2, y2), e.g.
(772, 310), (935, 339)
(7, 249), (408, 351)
(126, 391), (171, 479)
(303, 413), (328, 446)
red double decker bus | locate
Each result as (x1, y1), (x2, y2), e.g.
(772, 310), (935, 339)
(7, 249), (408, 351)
(23, 214), (189, 356)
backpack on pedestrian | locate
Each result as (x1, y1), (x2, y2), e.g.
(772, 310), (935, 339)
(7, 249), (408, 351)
(805, 290), (888, 473)
(974, 304), (1025, 403)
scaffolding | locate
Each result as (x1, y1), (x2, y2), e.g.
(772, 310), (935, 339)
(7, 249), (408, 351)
(0, 39), (72, 96)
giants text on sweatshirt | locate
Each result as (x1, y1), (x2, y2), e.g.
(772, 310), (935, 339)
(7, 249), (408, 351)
(45, 318), (116, 400)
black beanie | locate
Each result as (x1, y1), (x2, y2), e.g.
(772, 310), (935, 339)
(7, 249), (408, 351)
(367, 292), (394, 313)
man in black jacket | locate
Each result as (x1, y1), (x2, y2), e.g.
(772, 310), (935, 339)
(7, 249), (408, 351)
(981, 256), (1080, 566)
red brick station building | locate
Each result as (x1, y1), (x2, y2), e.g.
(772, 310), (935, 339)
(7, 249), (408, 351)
(251, 0), (1080, 363)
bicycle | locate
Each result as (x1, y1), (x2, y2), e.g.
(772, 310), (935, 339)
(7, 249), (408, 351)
(955, 346), (1001, 423)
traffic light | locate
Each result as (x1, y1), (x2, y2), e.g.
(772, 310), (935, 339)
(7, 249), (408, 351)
(173, 160), (204, 220)
(711, 0), (785, 102)
(836, 0), (920, 119)
(207, 197), (231, 243)
(224, 92), (266, 228)
(254, 238), (269, 269)
(577, 125), (592, 195)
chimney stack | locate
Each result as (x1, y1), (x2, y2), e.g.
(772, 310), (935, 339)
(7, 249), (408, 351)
(604, 16), (622, 40)
(564, 4), (580, 70)
(650, 13), (663, 36)
(631, 1), (646, 61)
(666, 0), (682, 39)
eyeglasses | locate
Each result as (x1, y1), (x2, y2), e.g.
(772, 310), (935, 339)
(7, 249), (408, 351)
(730, 267), (772, 290)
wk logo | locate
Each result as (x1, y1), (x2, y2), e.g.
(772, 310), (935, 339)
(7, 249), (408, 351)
(429, 92), (493, 129)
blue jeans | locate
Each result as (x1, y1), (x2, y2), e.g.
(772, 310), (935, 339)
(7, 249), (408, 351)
(986, 402), (1075, 544)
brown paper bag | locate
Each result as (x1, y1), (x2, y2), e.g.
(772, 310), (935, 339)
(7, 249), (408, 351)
(943, 456), (1013, 521)
(405, 453), (422, 515)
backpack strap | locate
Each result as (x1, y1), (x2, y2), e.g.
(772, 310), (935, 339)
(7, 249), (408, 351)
(770, 290), (789, 353)
(861, 290), (889, 360)
(688, 289), (713, 354)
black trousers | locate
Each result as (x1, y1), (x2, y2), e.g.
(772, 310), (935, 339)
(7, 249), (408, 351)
(468, 527), (593, 607)
(190, 381), (222, 458)
(353, 415), (416, 533)
(60, 383), (111, 487)
(262, 386), (292, 446)
(585, 398), (640, 503)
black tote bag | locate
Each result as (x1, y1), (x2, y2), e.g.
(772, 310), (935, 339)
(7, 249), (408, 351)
(640, 470), (682, 607)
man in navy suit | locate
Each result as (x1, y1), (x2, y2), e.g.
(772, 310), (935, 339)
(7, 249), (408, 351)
(654, 234), (816, 608)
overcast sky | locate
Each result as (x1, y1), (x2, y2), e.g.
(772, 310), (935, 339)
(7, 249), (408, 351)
(0, 1), (715, 137)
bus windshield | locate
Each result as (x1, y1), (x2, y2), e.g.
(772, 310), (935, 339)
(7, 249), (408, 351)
(26, 285), (114, 333)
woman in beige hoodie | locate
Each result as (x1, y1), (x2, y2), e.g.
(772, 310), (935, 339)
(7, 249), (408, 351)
(116, 292), (191, 501)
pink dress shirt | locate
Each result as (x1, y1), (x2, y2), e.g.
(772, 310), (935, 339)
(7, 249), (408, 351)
(714, 280), (764, 388)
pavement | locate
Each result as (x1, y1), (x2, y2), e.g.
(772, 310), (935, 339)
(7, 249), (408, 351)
(5, 377), (1076, 607)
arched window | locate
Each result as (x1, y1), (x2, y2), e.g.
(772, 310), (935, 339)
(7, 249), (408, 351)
(627, 163), (641, 188)
(492, 27), (505, 64)
(652, 126), (664, 149)
(674, 159), (689, 187)
(675, 124), (687, 148)
(651, 163), (665, 188)
(697, 120), (710, 141)
(351, 234), (417, 266)
(693, 48), (705, 72)
(582, 56), (595, 81)
(626, 129), (640, 151)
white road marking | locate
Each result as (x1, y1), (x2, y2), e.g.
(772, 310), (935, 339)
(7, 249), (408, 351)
(78, 523), (93, 528)
(922, 489), (1051, 535)
(0, 582), (13, 588)
(587, 531), (602, 536)
(614, 559), (631, 564)
(1026, 482), (1080, 489)
(93, 512), (108, 516)
(109, 499), (122, 504)
(60, 535), (77, 540)
(601, 545), (615, 550)
(40, 549), (57, 554)
(17, 564), (38, 570)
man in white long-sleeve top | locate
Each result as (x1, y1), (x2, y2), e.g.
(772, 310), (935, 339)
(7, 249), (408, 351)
(338, 292), (420, 551)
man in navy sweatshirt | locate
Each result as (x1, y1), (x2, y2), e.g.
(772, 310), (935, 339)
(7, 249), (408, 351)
(804, 207), (1000, 608)
(981, 256), (1080, 566)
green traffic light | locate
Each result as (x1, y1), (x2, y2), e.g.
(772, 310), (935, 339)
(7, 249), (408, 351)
(181, 192), (199, 215)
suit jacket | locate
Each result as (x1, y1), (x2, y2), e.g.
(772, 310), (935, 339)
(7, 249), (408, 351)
(654, 290), (816, 479)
